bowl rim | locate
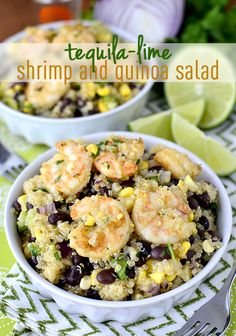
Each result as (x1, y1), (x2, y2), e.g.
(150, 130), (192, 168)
(4, 131), (232, 308)
(1, 20), (153, 124)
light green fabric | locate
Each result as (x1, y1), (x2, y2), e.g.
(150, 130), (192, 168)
(0, 104), (235, 335)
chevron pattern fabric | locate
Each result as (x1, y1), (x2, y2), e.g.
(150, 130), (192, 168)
(0, 95), (235, 335)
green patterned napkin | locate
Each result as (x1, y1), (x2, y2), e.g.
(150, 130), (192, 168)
(0, 99), (236, 335)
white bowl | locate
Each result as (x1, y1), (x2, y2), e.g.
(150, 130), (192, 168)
(0, 22), (153, 146)
(4, 132), (232, 323)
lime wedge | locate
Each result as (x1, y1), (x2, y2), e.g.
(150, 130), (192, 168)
(128, 100), (205, 141)
(166, 82), (235, 129)
(165, 46), (235, 129)
(172, 113), (236, 176)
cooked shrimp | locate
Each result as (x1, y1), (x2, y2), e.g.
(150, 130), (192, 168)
(154, 147), (201, 179)
(40, 140), (93, 198)
(26, 82), (69, 110)
(21, 27), (54, 42)
(69, 195), (133, 261)
(107, 136), (145, 161)
(53, 24), (95, 43)
(132, 186), (196, 245)
(94, 136), (144, 179)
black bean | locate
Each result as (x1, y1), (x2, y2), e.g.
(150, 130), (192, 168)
(14, 91), (22, 101)
(64, 266), (83, 286)
(135, 241), (152, 266)
(86, 289), (101, 300)
(195, 192), (210, 209)
(208, 230), (221, 242)
(197, 229), (206, 239)
(97, 269), (116, 284)
(60, 97), (72, 112)
(186, 250), (196, 261)
(58, 241), (72, 258)
(28, 236), (36, 243)
(71, 253), (86, 265)
(12, 200), (21, 212)
(169, 178), (179, 186)
(126, 267), (135, 279)
(28, 256), (38, 268)
(150, 246), (171, 261)
(120, 179), (135, 188)
(198, 216), (209, 230)
(129, 83), (136, 89)
(48, 211), (72, 225)
(187, 196), (198, 210)
(139, 241), (152, 257)
(74, 108), (83, 117)
(135, 256), (146, 267)
(99, 186), (109, 196)
(26, 202), (33, 210)
(180, 259), (187, 265)
(189, 235), (195, 244)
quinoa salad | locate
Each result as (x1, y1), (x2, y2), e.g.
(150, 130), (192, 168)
(13, 135), (222, 301)
(0, 22), (143, 118)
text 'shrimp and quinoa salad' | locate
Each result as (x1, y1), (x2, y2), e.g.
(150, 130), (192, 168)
(13, 135), (222, 301)
(0, 21), (143, 118)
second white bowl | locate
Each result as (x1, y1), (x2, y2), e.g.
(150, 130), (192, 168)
(4, 132), (232, 323)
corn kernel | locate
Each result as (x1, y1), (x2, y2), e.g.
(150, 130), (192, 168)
(137, 270), (147, 285)
(80, 276), (91, 290)
(125, 199), (135, 212)
(35, 229), (42, 240)
(97, 86), (110, 96)
(166, 274), (176, 282)
(86, 144), (98, 156)
(184, 175), (198, 192)
(90, 272), (97, 286)
(139, 161), (149, 170)
(188, 212), (194, 222)
(97, 212), (103, 219)
(98, 100), (108, 113)
(18, 195), (28, 211)
(117, 213), (124, 220)
(85, 215), (95, 227)
(150, 272), (165, 284)
(14, 84), (23, 91)
(146, 259), (153, 273)
(202, 240), (214, 253)
(119, 84), (131, 97)
(118, 187), (134, 198)
(178, 241), (191, 259)
(177, 180), (184, 189)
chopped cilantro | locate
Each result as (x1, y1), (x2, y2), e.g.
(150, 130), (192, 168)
(167, 244), (175, 261)
(55, 175), (61, 183)
(54, 251), (62, 260)
(56, 160), (64, 165)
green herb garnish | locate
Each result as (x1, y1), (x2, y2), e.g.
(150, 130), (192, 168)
(54, 251), (62, 261)
(147, 176), (158, 180)
(56, 160), (64, 165)
(55, 175), (61, 183)
(28, 243), (40, 257)
(115, 256), (128, 280)
(167, 244), (175, 261)
(167, 0), (236, 43)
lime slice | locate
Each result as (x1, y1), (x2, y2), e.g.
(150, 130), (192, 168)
(165, 46), (235, 129)
(172, 113), (236, 176)
(128, 100), (205, 141)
